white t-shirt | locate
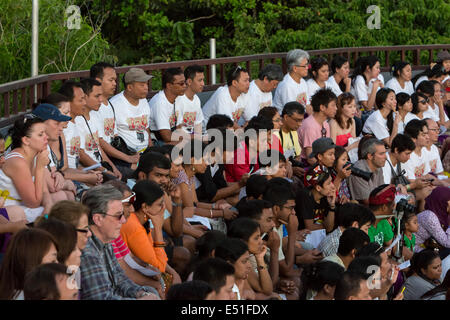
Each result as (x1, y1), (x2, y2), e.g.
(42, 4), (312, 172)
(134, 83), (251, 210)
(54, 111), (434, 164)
(423, 145), (444, 174)
(109, 91), (150, 153)
(149, 90), (182, 133)
(404, 112), (420, 127)
(202, 85), (248, 126)
(382, 153), (407, 185)
(174, 93), (204, 133)
(326, 75), (343, 97)
(415, 76), (428, 89)
(273, 73), (309, 113)
(242, 80), (273, 121)
(306, 78), (327, 103)
(404, 148), (430, 180)
(75, 113), (102, 164)
(351, 74), (384, 106)
(275, 225), (286, 261)
(362, 110), (389, 140)
(63, 121), (84, 169)
(423, 103), (449, 122)
(93, 101), (117, 144)
(385, 77), (414, 95)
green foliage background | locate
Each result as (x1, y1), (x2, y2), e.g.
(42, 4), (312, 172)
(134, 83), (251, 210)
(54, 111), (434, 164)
(1, 0), (449, 85)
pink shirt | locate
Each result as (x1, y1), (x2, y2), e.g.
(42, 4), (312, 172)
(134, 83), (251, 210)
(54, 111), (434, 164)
(298, 115), (330, 160)
(111, 235), (130, 260)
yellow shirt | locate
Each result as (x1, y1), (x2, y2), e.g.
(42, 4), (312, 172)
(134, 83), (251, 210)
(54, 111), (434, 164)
(275, 130), (301, 158)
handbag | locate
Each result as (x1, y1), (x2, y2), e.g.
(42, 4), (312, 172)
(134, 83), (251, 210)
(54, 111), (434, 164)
(110, 135), (135, 155)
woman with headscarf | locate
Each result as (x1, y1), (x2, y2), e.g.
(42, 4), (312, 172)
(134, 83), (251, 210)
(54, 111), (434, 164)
(415, 187), (450, 259)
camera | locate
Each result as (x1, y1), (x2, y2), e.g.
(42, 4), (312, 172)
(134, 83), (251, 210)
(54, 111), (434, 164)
(289, 156), (303, 168)
(395, 198), (415, 214)
(344, 161), (373, 182)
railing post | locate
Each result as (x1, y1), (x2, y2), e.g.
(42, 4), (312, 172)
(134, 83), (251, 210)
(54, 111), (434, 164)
(31, 0), (39, 104)
(210, 38), (216, 85)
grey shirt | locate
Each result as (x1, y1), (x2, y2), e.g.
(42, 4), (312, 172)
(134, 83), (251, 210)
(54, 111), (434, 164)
(403, 275), (437, 300)
(348, 159), (384, 201)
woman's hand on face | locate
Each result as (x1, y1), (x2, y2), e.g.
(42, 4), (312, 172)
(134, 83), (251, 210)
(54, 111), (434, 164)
(36, 149), (50, 168)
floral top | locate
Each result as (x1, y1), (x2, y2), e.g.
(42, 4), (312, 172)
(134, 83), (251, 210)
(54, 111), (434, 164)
(415, 210), (450, 252)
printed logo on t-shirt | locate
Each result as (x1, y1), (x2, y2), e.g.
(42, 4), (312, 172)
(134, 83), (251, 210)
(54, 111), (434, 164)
(126, 115), (148, 132)
(69, 136), (80, 156)
(259, 100), (272, 110)
(182, 111), (197, 127)
(103, 118), (115, 137)
(296, 92), (307, 106)
(429, 159), (437, 173)
(232, 108), (244, 122)
(84, 132), (99, 152)
(373, 232), (384, 247)
(170, 110), (180, 128)
(414, 164), (425, 178)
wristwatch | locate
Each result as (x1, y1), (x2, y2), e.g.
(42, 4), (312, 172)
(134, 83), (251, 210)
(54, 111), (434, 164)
(257, 264), (268, 271)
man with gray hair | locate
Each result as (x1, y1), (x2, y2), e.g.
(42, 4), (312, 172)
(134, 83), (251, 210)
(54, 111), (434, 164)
(242, 64), (284, 122)
(273, 49), (310, 114)
(348, 138), (387, 205)
(80, 184), (160, 300)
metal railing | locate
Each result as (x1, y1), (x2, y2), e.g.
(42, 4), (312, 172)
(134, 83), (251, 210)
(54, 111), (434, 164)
(0, 44), (449, 128)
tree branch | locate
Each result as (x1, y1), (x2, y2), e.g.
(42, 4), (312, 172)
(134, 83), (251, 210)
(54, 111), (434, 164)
(186, 14), (216, 23)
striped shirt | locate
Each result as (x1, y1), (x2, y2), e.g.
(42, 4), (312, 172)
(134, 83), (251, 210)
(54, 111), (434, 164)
(111, 235), (130, 260)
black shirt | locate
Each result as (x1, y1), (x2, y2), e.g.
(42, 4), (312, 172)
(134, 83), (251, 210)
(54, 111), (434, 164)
(295, 188), (331, 230)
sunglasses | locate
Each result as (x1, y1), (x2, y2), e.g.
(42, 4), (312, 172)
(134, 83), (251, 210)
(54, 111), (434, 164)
(419, 98), (429, 104)
(76, 228), (90, 234)
(122, 192), (136, 205)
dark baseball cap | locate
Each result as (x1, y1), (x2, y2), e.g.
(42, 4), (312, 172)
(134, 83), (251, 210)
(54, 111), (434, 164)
(32, 103), (72, 122)
(309, 137), (336, 159)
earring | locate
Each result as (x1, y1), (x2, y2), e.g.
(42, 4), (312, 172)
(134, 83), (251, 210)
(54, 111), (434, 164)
(192, 166), (196, 173)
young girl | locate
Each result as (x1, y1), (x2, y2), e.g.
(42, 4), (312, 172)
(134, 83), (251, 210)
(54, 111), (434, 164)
(362, 88), (399, 147)
(396, 93), (415, 134)
(385, 61), (414, 95)
(329, 92), (358, 151)
(301, 260), (345, 300)
(326, 55), (351, 97)
(227, 218), (275, 299)
(402, 211), (419, 261)
(306, 57), (330, 103)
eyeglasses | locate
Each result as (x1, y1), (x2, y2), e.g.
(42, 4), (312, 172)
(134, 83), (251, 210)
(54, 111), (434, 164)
(76, 228), (90, 234)
(231, 65), (244, 78)
(429, 128), (440, 132)
(295, 64), (309, 68)
(101, 212), (125, 221)
(321, 126), (327, 138)
(273, 118), (282, 123)
(122, 192), (136, 205)
(419, 98), (430, 104)
(281, 205), (295, 212)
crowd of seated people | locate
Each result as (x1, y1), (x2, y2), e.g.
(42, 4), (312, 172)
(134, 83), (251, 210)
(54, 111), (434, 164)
(0, 49), (450, 300)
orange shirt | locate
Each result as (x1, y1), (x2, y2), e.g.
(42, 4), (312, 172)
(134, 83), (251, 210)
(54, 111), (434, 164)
(120, 213), (168, 272)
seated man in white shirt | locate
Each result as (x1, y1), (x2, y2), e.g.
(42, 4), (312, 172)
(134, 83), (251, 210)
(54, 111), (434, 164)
(424, 118), (450, 186)
(242, 64), (284, 123)
(77, 78), (121, 179)
(149, 67), (187, 144)
(273, 49), (310, 114)
(109, 68), (153, 154)
(202, 66), (250, 130)
(174, 65), (205, 136)
(90, 62), (140, 179)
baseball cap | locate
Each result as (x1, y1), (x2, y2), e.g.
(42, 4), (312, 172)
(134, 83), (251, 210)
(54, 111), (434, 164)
(32, 104), (72, 122)
(124, 68), (153, 84)
(308, 137), (336, 159)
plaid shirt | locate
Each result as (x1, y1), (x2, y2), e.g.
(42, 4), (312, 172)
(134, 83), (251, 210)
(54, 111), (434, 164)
(80, 231), (158, 300)
(317, 227), (342, 257)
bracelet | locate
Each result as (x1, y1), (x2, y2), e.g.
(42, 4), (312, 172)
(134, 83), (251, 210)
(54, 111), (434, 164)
(172, 201), (182, 207)
(153, 241), (166, 248)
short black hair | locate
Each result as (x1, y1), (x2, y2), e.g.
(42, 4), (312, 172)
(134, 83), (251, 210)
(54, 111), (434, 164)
(391, 133), (415, 154)
(162, 67), (184, 89)
(80, 78), (102, 96)
(263, 184), (295, 207)
(24, 263), (69, 300)
(245, 174), (269, 199)
(214, 238), (248, 264)
(311, 88), (337, 113)
(226, 65), (248, 86)
(334, 271), (366, 300)
(302, 261), (345, 295)
(281, 101), (305, 117)
(133, 151), (171, 178)
(184, 65), (204, 81)
(416, 80), (435, 96)
(166, 280), (213, 300)
(245, 115), (274, 132)
(90, 62), (115, 79)
(258, 64), (284, 82)
(58, 80), (83, 101)
(347, 255), (381, 280)
(193, 258), (235, 293)
(257, 149), (286, 168)
(206, 114), (234, 130)
(404, 119), (427, 140)
(236, 199), (273, 220)
(336, 203), (375, 228)
(337, 227), (370, 256)
(227, 218), (260, 242)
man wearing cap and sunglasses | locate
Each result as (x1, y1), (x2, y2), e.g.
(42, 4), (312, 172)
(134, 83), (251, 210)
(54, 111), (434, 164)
(109, 67), (153, 155)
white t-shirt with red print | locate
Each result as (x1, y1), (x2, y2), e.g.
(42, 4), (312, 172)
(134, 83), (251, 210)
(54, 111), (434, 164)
(109, 91), (150, 153)
(273, 73), (309, 113)
(202, 85), (248, 126)
(149, 90), (182, 133)
(174, 93), (204, 133)
(93, 101), (117, 144)
(423, 144), (444, 174)
(75, 112), (102, 164)
(242, 80), (273, 122)
(63, 121), (84, 169)
(404, 147), (432, 180)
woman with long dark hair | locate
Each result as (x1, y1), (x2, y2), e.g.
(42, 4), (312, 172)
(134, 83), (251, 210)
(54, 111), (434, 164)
(306, 57), (330, 102)
(326, 55), (351, 97)
(386, 61), (414, 95)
